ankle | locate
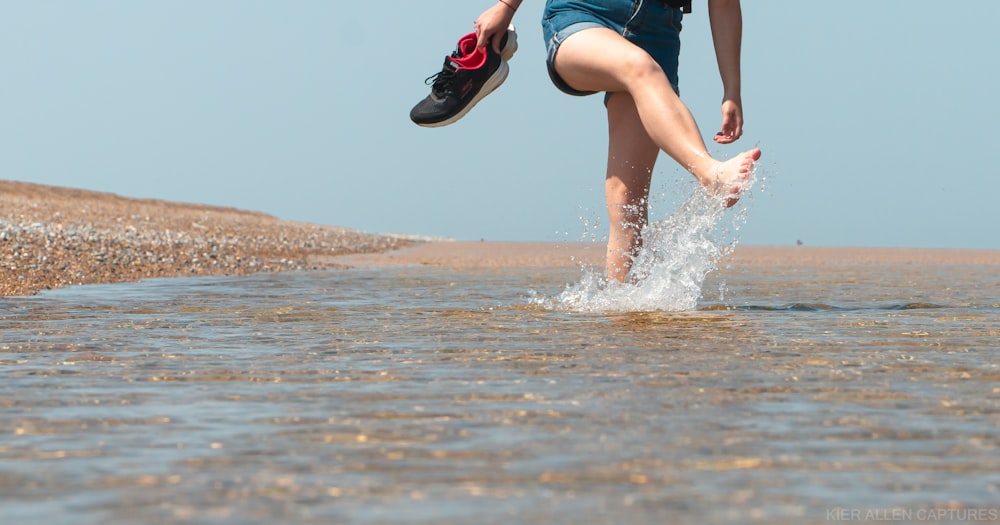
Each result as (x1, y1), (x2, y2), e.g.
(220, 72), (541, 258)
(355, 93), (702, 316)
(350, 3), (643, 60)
(689, 158), (721, 186)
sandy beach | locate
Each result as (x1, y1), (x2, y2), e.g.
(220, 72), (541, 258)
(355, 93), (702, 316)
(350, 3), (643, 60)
(4, 180), (999, 296)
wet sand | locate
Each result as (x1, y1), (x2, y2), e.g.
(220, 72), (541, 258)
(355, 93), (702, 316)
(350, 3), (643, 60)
(326, 241), (607, 269)
(330, 240), (1000, 269)
(4, 180), (999, 296)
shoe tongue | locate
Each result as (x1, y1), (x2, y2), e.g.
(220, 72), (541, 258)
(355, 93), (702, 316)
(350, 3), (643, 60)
(443, 55), (461, 72)
(445, 45), (466, 70)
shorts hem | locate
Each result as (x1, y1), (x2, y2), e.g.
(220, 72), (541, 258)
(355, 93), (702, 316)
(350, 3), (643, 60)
(545, 21), (605, 97)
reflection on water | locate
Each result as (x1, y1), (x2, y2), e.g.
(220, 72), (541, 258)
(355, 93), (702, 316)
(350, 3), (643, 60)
(1, 262), (999, 524)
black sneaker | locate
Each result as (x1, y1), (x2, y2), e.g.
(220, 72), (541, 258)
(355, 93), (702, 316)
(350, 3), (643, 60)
(410, 27), (516, 128)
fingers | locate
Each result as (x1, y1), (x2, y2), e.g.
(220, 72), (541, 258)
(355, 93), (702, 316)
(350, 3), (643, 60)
(474, 21), (492, 50)
(713, 125), (742, 144)
(475, 29), (489, 50)
(714, 132), (735, 144)
(474, 3), (515, 50)
(474, 25), (504, 53)
(714, 115), (743, 144)
(715, 98), (744, 144)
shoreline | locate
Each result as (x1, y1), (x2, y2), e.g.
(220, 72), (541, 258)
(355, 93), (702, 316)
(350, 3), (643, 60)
(4, 181), (999, 296)
(328, 241), (1000, 270)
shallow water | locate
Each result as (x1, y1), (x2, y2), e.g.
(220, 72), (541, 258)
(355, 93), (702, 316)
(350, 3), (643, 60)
(2, 259), (999, 524)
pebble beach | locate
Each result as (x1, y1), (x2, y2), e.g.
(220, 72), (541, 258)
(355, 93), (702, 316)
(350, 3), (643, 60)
(0, 181), (414, 296)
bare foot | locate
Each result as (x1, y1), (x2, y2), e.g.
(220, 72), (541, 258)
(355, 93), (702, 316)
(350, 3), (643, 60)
(697, 147), (762, 208)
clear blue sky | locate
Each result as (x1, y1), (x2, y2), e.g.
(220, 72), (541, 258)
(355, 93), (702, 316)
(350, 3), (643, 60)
(2, 1), (997, 249)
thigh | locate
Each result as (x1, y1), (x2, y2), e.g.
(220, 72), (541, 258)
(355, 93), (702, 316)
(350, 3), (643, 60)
(543, 0), (683, 95)
(553, 26), (656, 94)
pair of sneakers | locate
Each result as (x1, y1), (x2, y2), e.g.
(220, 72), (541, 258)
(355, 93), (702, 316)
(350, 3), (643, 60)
(410, 26), (517, 128)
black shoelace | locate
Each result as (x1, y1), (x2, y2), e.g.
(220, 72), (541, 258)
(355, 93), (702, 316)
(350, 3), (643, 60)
(425, 51), (463, 96)
(425, 68), (456, 96)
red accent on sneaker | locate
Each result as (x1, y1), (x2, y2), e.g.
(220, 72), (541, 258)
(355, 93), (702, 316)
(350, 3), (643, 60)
(456, 32), (477, 57)
(452, 47), (487, 70)
(445, 32), (486, 71)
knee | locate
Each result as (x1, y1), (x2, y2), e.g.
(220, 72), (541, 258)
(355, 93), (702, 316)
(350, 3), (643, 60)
(606, 168), (651, 207)
(618, 48), (664, 86)
(605, 177), (632, 205)
(606, 177), (647, 216)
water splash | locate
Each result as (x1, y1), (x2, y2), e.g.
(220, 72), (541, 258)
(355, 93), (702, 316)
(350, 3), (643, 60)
(542, 163), (760, 313)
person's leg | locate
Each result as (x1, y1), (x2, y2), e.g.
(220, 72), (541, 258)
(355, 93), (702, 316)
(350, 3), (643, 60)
(554, 27), (760, 206)
(605, 91), (658, 282)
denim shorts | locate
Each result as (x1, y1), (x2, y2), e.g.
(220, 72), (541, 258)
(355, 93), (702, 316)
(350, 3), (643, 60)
(541, 0), (683, 97)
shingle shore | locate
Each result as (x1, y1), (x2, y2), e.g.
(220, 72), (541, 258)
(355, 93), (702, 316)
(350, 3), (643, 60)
(1, 181), (415, 296)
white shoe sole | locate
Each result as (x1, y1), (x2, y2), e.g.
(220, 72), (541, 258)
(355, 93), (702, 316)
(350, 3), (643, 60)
(500, 25), (518, 61)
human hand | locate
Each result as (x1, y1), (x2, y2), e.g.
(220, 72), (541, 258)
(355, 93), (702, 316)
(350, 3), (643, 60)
(714, 98), (744, 144)
(475, 2), (516, 53)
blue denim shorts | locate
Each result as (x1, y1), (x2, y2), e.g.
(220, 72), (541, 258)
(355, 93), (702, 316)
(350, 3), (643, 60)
(541, 0), (683, 97)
